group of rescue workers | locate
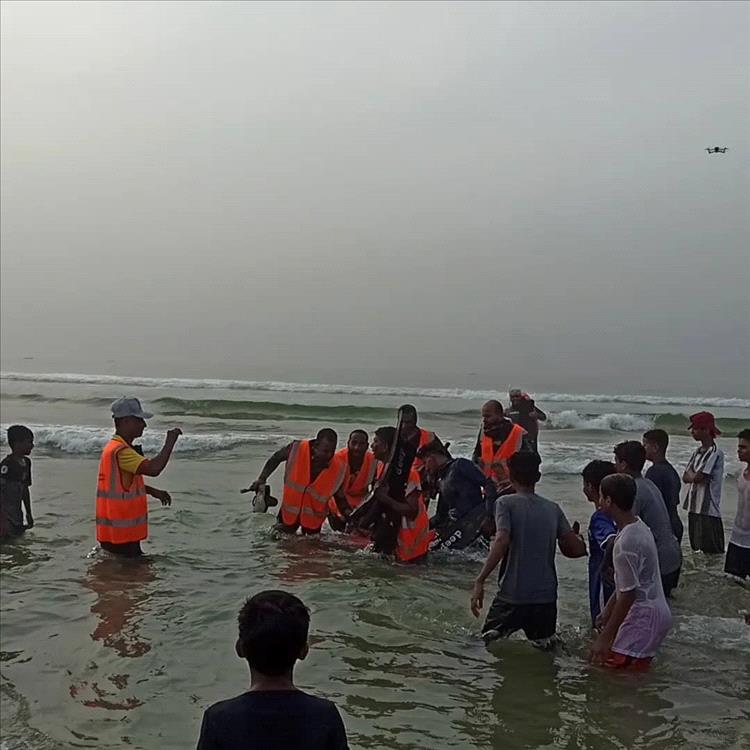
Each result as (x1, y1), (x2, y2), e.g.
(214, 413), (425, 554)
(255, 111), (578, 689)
(93, 392), (547, 562)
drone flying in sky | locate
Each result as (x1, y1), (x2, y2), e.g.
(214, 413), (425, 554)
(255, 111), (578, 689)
(705, 146), (729, 154)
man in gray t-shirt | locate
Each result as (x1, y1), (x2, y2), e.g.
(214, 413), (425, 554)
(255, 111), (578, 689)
(471, 453), (587, 645)
(614, 441), (683, 596)
(493, 493), (572, 604)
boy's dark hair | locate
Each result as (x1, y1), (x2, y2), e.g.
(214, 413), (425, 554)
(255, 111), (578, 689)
(398, 404), (418, 421)
(374, 425), (397, 448)
(581, 460), (616, 491)
(416, 437), (450, 459)
(349, 429), (369, 441)
(643, 429), (669, 453)
(238, 590), (310, 676)
(614, 441), (646, 472)
(508, 451), (541, 486)
(739, 429), (750, 442)
(600, 473), (637, 512)
(315, 428), (338, 445)
(7, 425), (33, 447)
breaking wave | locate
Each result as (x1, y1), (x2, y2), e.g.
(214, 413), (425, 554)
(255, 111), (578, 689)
(2, 371), (747, 408)
(0, 424), (289, 456)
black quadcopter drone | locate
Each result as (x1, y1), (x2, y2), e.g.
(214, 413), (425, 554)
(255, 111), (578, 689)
(705, 146), (729, 154)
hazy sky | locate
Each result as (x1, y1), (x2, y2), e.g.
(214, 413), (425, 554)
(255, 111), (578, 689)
(1, 1), (748, 395)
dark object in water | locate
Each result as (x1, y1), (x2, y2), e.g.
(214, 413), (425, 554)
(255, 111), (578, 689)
(251, 485), (278, 513)
(431, 504), (488, 552)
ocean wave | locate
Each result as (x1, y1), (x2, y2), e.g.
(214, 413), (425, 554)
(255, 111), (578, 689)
(0, 424), (289, 456)
(546, 410), (654, 432)
(2, 372), (747, 408)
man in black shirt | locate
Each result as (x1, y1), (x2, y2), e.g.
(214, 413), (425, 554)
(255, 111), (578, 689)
(643, 429), (684, 543)
(506, 389), (547, 454)
(417, 438), (495, 544)
(197, 590), (349, 750)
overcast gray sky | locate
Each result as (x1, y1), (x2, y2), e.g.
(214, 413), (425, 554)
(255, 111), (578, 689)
(1, 0), (748, 395)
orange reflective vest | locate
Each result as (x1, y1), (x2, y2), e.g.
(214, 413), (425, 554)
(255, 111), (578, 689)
(477, 424), (526, 484)
(281, 440), (346, 531)
(96, 438), (148, 544)
(411, 428), (435, 472)
(328, 448), (377, 519)
(375, 463), (434, 562)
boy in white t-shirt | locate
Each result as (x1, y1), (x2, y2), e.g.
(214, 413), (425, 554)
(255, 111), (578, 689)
(590, 473), (672, 671)
(725, 429), (750, 579)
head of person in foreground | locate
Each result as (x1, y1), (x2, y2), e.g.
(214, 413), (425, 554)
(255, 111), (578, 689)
(599, 473), (637, 521)
(236, 590), (310, 683)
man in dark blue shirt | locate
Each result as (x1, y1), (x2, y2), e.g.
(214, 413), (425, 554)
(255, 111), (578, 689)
(643, 429), (684, 543)
(197, 590), (348, 750)
(418, 439), (495, 550)
(581, 460), (617, 626)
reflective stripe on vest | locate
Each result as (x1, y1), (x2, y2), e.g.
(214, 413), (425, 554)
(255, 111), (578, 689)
(374, 464), (431, 560)
(281, 440), (345, 531)
(478, 424), (526, 481)
(95, 439), (148, 544)
(397, 494), (433, 562)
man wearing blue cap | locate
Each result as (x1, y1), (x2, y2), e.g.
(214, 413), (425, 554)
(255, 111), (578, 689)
(96, 397), (182, 557)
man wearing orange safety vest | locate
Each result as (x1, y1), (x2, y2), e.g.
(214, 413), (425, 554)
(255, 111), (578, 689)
(96, 398), (182, 557)
(398, 404), (439, 501)
(473, 400), (527, 496)
(370, 425), (433, 562)
(245, 428), (346, 535)
(328, 429), (378, 530)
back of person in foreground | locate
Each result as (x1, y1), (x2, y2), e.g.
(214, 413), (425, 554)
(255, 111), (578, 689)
(197, 590), (349, 750)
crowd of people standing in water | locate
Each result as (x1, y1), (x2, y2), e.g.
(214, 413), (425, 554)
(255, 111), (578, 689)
(1, 390), (749, 749)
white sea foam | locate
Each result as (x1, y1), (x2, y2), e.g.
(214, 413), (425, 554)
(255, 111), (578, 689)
(0, 424), (289, 456)
(545, 410), (654, 432)
(2, 371), (748, 408)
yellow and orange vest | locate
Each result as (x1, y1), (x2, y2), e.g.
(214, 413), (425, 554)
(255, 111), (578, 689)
(96, 439), (148, 544)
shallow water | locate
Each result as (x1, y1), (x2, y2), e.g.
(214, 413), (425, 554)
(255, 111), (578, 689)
(1, 379), (749, 749)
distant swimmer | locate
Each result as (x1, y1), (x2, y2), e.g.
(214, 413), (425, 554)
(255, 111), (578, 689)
(506, 389), (547, 455)
(473, 400), (526, 495)
(327, 430), (377, 531)
(96, 398), (181, 557)
(368, 426), (433, 562)
(245, 429), (346, 535)
(1, 425), (35, 540)
(418, 438), (495, 551)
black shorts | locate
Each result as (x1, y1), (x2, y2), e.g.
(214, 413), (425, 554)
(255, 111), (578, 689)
(661, 567), (680, 598)
(100, 541), (143, 557)
(724, 542), (750, 579)
(688, 513), (725, 554)
(482, 595), (557, 643)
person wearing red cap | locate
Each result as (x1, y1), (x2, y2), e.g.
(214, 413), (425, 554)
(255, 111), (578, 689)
(682, 412), (726, 554)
